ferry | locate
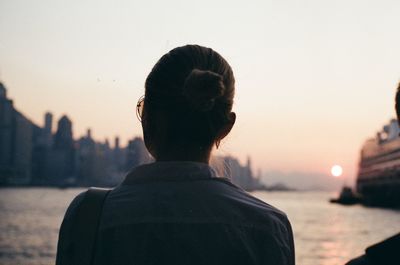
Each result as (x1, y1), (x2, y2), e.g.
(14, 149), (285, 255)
(356, 119), (400, 207)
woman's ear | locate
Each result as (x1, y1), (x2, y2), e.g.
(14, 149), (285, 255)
(215, 112), (236, 142)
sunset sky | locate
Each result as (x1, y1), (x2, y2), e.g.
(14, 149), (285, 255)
(1, 0), (399, 186)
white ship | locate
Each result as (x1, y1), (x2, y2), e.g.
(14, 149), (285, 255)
(357, 119), (400, 207)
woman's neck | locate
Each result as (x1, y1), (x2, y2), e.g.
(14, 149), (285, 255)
(154, 146), (212, 164)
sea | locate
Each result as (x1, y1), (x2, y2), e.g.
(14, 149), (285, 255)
(0, 188), (399, 265)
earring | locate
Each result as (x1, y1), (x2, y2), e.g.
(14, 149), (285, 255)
(215, 140), (220, 149)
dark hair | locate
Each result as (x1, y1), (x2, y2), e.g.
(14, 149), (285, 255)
(144, 45), (235, 150)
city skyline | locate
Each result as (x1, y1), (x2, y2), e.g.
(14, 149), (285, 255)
(1, 0), (400, 185)
(1, 82), (270, 190)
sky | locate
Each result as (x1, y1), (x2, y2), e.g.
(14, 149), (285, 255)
(1, 0), (399, 187)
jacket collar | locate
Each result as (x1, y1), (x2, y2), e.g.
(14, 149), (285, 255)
(122, 161), (220, 185)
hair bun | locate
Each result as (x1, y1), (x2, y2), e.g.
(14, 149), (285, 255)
(183, 69), (225, 112)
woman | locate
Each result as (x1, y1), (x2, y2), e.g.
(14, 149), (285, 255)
(56, 45), (295, 265)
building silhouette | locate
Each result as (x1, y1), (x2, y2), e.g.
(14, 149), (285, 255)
(0, 82), (34, 185)
(43, 112), (53, 147)
(46, 115), (76, 184)
(31, 113), (53, 184)
(125, 137), (151, 171)
(113, 136), (125, 172)
(211, 155), (265, 191)
(77, 129), (96, 185)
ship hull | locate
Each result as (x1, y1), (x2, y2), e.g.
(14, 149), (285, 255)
(357, 133), (400, 208)
(357, 176), (400, 207)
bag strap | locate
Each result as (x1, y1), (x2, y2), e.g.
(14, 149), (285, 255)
(73, 188), (111, 265)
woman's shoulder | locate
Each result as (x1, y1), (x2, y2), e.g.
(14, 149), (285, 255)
(216, 179), (287, 213)
(63, 188), (112, 223)
(192, 178), (292, 230)
(56, 189), (112, 265)
(56, 191), (87, 265)
(64, 191), (87, 221)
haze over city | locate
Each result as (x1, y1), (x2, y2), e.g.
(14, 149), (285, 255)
(1, 0), (400, 187)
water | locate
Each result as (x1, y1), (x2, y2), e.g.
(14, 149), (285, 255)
(0, 188), (399, 265)
(253, 191), (399, 265)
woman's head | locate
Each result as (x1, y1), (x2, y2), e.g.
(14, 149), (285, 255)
(142, 45), (236, 162)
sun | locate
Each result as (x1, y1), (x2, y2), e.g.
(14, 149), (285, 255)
(331, 165), (343, 177)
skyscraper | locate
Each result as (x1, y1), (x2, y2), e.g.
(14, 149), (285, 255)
(44, 112), (53, 147)
(44, 112), (52, 132)
(0, 82), (14, 171)
(0, 82), (33, 184)
(125, 137), (150, 170)
(47, 115), (76, 183)
(54, 115), (73, 149)
(0, 82), (6, 98)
